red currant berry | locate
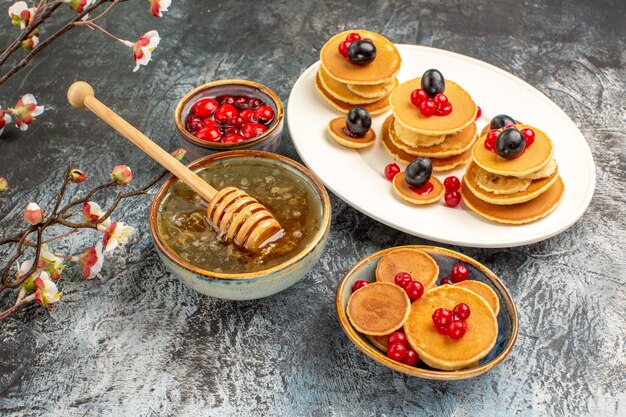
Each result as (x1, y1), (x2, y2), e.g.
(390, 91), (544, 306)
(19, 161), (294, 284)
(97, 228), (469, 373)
(440, 277), (454, 285)
(214, 104), (238, 124)
(195, 125), (222, 142)
(233, 95), (248, 109)
(432, 308), (453, 329)
(418, 100), (437, 117)
(247, 97), (262, 109)
(202, 118), (219, 128)
(240, 122), (268, 139)
(444, 191), (461, 208)
(346, 32), (361, 42)
(475, 106), (482, 120)
(394, 272), (412, 288)
(352, 280), (369, 292)
(401, 348), (419, 366)
(485, 129), (499, 151)
(437, 104), (453, 116)
(222, 134), (246, 143)
(453, 303), (471, 321)
(338, 40), (350, 57)
(191, 98), (218, 118)
(240, 108), (255, 123)
(217, 95), (236, 105)
(384, 163), (401, 181)
(405, 281), (424, 301)
(521, 128), (535, 146)
(433, 93), (449, 108)
(388, 331), (408, 347)
(451, 263), (469, 282)
(443, 176), (460, 192)
(224, 126), (239, 135)
(228, 115), (245, 128)
(254, 105), (274, 124)
(387, 342), (408, 362)
(448, 320), (467, 339)
(410, 89), (429, 107)
(185, 115), (205, 132)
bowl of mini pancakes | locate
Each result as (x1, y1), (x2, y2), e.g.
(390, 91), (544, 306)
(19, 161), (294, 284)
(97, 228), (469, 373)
(335, 245), (519, 380)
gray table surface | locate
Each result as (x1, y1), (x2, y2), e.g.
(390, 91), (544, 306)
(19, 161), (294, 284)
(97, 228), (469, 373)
(0, 1), (624, 416)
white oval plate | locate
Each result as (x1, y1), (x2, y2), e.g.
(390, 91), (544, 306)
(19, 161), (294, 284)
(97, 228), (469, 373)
(287, 45), (595, 248)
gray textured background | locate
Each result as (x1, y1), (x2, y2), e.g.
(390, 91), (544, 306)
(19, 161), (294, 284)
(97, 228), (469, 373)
(0, 1), (624, 416)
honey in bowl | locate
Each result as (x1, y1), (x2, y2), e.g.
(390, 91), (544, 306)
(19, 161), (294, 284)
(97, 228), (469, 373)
(157, 156), (323, 274)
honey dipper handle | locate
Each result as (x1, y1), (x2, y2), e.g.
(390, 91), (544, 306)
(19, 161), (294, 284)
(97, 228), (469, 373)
(67, 81), (217, 202)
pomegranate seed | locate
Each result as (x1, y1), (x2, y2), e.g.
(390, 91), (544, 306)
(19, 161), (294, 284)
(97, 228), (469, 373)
(405, 281), (424, 301)
(338, 40), (350, 57)
(214, 104), (238, 124)
(384, 163), (401, 181)
(402, 348), (419, 366)
(451, 263), (469, 282)
(388, 331), (408, 347)
(410, 89), (428, 107)
(254, 105), (274, 124)
(240, 108), (255, 123)
(222, 134), (246, 143)
(185, 115), (205, 132)
(387, 342), (408, 361)
(485, 129), (499, 151)
(240, 122), (268, 139)
(448, 320), (467, 339)
(229, 115), (245, 128)
(191, 98), (218, 118)
(475, 106), (482, 120)
(394, 272), (412, 288)
(521, 128), (535, 146)
(247, 97), (262, 109)
(443, 176), (460, 192)
(445, 191), (461, 207)
(195, 125), (222, 142)
(352, 280), (369, 292)
(440, 277), (454, 285)
(418, 100), (437, 117)
(346, 32), (361, 42)
(453, 303), (471, 321)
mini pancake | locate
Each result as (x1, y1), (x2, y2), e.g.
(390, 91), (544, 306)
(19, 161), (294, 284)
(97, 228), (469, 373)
(327, 117), (376, 148)
(394, 118), (446, 147)
(315, 73), (390, 115)
(366, 332), (394, 352)
(348, 78), (397, 99)
(464, 161), (559, 205)
(404, 286), (498, 371)
(318, 67), (385, 104)
(460, 175), (565, 224)
(381, 116), (472, 170)
(346, 282), (411, 336)
(375, 248), (439, 289)
(454, 280), (500, 316)
(390, 117), (478, 158)
(390, 78), (477, 135)
(472, 124), (553, 177)
(392, 172), (445, 205)
(320, 30), (401, 85)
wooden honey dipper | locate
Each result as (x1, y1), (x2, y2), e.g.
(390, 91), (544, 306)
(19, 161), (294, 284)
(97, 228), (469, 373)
(67, 81), (284, 252)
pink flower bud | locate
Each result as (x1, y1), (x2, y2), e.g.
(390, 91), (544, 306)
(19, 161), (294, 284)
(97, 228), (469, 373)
(0, 177), (7, 193)
(24, 202), (44, 225)
(171, 148), (187, 162)
(110, 165), (132, 185)
(34, 271), (62, 308)
(150, 0), (171, 18)
(21, 34), (38, 51)
(77, 242), (104, 279)
(69, 168), (87, 183)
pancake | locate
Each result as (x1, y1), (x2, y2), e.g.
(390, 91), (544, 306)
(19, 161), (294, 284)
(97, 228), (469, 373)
(346, 282), (411, 336)
(318, 67), (386, 104)
(381, 116), (472, 171)
(375, 248), (439, 289)
(519, 157), (557, 180)
(348, 78), (397, 99)
(366, 333), (391, 352)
(320, 30), (401, 85)
(392, 172), (445, 205)
(460, 175), (565, 224)
(315, 73), (390, 115)
(327, 117), (376, 148)
(472, 124), (553, 177)
(464, 161), (559, 205)
(394, 118), (446, 147)
(474, 168), (532, 195)
(404, 285), (498, 370)
(454, 280), (500, 316)
(390, 78), (477, 135)
(390, 117), (478, 158)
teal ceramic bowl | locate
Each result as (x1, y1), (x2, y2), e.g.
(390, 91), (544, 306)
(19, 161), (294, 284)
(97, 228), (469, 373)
(336, 245), (519, 380)
(149, 150), (331, 300)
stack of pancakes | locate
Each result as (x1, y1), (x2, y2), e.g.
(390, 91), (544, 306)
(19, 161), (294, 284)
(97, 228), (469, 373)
(382, 77), (478, 171)
(461, 124), (564, 224)
(316, 30), (401, 116)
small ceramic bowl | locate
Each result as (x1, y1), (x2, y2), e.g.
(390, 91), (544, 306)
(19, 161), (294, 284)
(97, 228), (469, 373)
(336, 245), (518, 380)
(150, 150), (331, 300)
(174, 80), (284, 160)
